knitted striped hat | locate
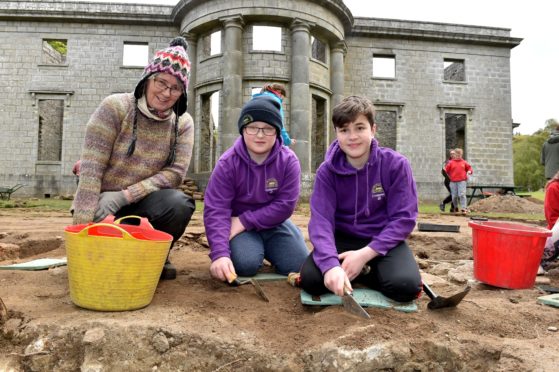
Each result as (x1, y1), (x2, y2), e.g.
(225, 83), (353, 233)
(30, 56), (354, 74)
(134, 37), (191, 115)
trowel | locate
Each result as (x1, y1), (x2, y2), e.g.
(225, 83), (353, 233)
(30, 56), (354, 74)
(227, 273), (270, 302)
(423, 282), (470, 310)
(342, 287), (371, 319)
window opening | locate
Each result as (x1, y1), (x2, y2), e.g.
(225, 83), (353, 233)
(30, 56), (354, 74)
(311, 36), (326, 63)
(253, 26), (281, 51)
(373, 55), (395, 79)
(199, 91), (220, 171)
(38, 99), (64, 161)
(123, 42), (149, 67)
(42, 39), (67, 65)
(311, 96), (327, 172)
(445, 113), (466, 157)
(444, 59), (465, 81)
(374, 110), (397, 150)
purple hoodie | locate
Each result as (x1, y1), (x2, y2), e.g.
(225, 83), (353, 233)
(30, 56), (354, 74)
(204, 137), (301, 261)
(309, 138), (418, 274)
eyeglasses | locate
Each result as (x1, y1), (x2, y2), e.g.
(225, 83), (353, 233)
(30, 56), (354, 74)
(152, 77), (183, 97)
(244, 125), (276, 136)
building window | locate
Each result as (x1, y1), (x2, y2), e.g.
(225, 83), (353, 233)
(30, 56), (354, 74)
(253, 26), (281, 52)
(199, 91), (220, 172)
(444, 59), (465, 82)
(311, 36), (326, 63)
(42, 39), (67, 65)
(38, 99), (64, 161)
(373, 55), (395, 79)
(123, 42), (149, 67)
(375, 110), (398, 150)
(445, 113), (467, 157)
(203, 31), (222, 57)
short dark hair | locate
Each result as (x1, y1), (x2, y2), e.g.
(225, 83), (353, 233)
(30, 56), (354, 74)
(332, 96), (375, 128)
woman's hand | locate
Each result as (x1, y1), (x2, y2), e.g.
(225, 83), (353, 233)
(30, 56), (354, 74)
(324, 266), (351, 297)
(339, 247), (378, 281)
(210, 257), (236, 282)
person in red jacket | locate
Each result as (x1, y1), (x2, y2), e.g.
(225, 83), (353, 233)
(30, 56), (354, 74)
(542, 171), (559, 271)
(444, 148), (473, 213)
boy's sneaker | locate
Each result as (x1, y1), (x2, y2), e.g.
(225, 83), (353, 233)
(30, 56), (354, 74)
(439, 203), (445, 212)
(160, 260), (177, 280)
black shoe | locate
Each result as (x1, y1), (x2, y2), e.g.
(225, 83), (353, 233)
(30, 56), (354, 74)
(160, 260), (177, 280)
(439, 203), (445, 212)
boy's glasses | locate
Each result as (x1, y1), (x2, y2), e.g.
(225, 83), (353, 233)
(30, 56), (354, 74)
(244, 126), (276, 136)
(152, 77), (183, 97)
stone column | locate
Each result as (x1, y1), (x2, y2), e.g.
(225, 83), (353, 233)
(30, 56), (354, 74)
(220, 15), (244, 154)
(329, 40), (346, 142)
(290, 19), (311, 175)
(183, 32), (197, 117)
(183, 33), (198, 173)
(330, 41), (346, 108)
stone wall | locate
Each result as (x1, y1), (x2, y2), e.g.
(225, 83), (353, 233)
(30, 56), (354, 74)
(0, 0), (520, 201)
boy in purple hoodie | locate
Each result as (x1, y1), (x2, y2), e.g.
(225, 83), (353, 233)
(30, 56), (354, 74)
(204, 95), (309, 282)
(300, 96), (422, 302)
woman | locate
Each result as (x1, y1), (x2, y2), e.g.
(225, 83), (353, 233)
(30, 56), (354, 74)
(72, 37), (196, 280)
(542, 170), (559, 271)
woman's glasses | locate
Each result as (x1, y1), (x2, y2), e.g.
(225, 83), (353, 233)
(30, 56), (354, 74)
(152, 77), (183, 97)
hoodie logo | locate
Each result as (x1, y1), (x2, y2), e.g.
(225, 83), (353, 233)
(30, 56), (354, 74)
(241, 114), (253, 127)
(372, 183), (385, 200)
(265, 178), (278, 193)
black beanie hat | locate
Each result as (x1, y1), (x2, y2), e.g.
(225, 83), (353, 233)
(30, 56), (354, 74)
(238, 95), (283, 135)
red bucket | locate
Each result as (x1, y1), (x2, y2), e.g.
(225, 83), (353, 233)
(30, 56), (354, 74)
(469, 221), (551, 289)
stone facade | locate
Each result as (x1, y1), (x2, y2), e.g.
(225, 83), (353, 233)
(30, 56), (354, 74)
(0, 0), (521, 200)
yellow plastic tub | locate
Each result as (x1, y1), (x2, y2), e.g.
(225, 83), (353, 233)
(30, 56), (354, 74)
(64, 222), (172, 311)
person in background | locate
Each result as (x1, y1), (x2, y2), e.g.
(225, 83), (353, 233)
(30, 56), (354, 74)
(541, 170), (559, 273)
(72, 159), (81, 186)
(72, 37), (196, 280)
(541, 118), (559, 180)
(445, 148), (473, 213)
(439, 150), (456, 212)
(299, 96), (422, 303)
(252, 83), (295, 146)
(204, 95), (308, 282)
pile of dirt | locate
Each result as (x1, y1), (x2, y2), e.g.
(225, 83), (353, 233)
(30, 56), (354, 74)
(469, 195), (544, 214)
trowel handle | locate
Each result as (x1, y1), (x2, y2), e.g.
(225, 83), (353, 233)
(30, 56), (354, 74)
(422, 282), (438, 300)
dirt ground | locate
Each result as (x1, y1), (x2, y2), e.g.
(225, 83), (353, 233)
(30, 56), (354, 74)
(1, 196), (558, 371)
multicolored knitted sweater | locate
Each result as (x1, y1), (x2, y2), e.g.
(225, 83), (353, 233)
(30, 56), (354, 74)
(72, 93), (194, 225)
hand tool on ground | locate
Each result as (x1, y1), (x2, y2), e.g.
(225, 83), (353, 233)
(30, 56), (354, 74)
(423, 282), (470, 310)
(342, 287), (371, 319)
(227, 273), (270, 302)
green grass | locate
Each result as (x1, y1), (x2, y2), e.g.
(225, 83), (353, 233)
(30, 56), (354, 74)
(0, 198), (72, 210)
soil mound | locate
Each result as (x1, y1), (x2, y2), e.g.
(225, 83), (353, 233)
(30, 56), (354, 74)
(469, 195), (543, 214)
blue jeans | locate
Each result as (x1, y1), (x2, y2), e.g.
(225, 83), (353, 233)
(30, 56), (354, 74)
(229, 219), (309, 276)
(450, 181), (467, 210)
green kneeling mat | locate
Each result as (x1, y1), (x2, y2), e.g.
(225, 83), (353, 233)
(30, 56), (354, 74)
(238, 272), (287, 282)
(537, 293), (559, 308)
(0, 258), (67, 271)
(301, 288), (418, 313)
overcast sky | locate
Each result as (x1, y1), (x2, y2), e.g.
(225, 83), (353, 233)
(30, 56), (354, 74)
(73, 0), (557, 134)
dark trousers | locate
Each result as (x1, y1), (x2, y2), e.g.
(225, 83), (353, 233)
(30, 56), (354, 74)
(300, 231), (422, 302)
(115, 189), (195, 245)
(442, 179), (452, 206)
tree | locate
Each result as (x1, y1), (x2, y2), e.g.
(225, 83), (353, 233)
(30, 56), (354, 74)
(513, 129), (549, 191)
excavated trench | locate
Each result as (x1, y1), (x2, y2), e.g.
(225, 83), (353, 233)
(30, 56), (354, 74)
(1, 208), (558, 371)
